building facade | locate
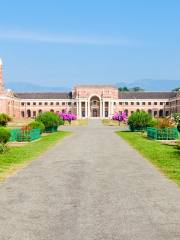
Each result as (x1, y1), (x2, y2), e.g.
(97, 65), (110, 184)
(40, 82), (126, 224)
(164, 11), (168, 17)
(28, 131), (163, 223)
(0, 59), (180, 119)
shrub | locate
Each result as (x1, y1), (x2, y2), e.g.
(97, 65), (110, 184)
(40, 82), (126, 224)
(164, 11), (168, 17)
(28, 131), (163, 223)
(36, 112), (61, 129)
(59, 111), (76, 124)
(28, 121), (45, 134)
(0, 127), (11, 144)
(0, 113), (11, 126)
(177, 122), (180, 132)
(148, 118), (158, 127)
(172, 113), (180, 123)
(156, 118), (174, 129)
(128, 110), (152, 132)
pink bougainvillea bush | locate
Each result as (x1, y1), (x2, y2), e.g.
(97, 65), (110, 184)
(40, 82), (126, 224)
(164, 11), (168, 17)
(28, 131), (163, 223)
(59, 111), (77, 124)
(112, 112), (127, 124)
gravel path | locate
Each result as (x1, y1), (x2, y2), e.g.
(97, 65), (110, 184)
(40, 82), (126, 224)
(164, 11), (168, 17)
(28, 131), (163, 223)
(0, 120), (180, 240)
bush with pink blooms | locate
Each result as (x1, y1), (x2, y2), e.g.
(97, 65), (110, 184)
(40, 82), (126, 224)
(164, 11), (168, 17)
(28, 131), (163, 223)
(59, 111), (77, 124)
(112, 112), (127, 125)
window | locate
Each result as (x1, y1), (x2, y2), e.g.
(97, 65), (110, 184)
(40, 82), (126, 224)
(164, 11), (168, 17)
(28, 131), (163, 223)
(74, 102), (77, 106)
(68, 102), (71, 106)
(119, 102), (123, 105)
(131, 102), (134, 105)
(105, 102), (108, 107)
(21, 111), (25, 117)
(33, 111), (36, 117)
(50, 102), (54, 105)
(166, 102), (169, 105)
(131, 111), (134, 114)
(56, 102), (59, 105)
(45, 102), (48, 106)
(136, 102), (140, 105)
(154, 111), (157, 117)
(114, 102), (116, 105)
(148, 102), (151, 105)
(142, 102), (145, 105)
(82, 111), (85, 117)
(62, 102), (65, 106)
(166, 111), (169, 116)
(160, 102), (163, 105)
(21, 102), (25, 106)
(125, 102), (128, 105)
(27, 102), (30, 106)
(33, 102), (36, 106)
(154, 102), (157, 105)
(39, 102), (42, 105)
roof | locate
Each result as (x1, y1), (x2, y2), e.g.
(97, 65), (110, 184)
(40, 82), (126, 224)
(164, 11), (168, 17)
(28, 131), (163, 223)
(74, 85), (117, 89)
(118, 91), (176, 99)
(15, 92), (72, 99)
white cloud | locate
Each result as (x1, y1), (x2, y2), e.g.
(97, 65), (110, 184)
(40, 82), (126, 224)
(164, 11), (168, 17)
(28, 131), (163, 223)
(0, 28), (141, 46)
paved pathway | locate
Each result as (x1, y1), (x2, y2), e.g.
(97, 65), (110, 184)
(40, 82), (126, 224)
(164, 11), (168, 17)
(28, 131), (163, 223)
(0, 120), (180, 240)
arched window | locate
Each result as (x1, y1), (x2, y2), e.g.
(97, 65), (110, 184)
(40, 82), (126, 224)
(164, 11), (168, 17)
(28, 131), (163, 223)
(27, 109), (31, 118)
(148, 109), (152, 116)
(159, 109), (163, 117)
(124, 109), (128, 117)
(50, 109), (54, 113)
(154, 111), (158, 117)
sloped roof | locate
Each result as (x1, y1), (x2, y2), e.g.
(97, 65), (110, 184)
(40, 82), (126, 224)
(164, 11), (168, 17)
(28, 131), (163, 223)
(15, 92), (72, 99)
(118, 91), (176, 99)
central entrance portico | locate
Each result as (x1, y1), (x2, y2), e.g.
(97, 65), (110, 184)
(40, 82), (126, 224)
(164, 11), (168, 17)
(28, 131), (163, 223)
(90, 95), (100, 118)
(73, 85), (118, 119)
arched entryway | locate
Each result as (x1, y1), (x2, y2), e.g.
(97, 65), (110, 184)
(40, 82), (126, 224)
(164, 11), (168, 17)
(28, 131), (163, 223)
(90, 96), (100, 117)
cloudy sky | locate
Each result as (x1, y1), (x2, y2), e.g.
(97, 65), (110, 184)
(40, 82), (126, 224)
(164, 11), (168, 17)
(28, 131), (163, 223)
(0, 0), (180, 88)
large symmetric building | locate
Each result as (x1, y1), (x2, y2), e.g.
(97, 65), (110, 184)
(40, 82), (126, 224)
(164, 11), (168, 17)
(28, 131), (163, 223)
(0, 59), (180, 119)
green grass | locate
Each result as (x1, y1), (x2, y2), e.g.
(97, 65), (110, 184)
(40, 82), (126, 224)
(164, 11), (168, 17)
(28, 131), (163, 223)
(64, 119), (88, 126)
(117, 131), (180, 186)
(0, 131), (71, 180)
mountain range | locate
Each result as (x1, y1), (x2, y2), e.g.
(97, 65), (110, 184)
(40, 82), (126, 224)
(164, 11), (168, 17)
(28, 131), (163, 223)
(5, 79), (180, 92)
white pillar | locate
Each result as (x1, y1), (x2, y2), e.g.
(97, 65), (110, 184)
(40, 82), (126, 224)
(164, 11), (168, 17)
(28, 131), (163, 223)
(102, 101), (104, 118)
(108, 101), (110, 118)
(77, 101), (79, 118)
(85, 101), (87, 118)
(79, 101), (81, 118)
(88, 100), (90, 118)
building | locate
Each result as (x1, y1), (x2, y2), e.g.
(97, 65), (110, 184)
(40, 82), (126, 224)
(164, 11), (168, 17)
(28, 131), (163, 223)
(0, 59), (180, 119)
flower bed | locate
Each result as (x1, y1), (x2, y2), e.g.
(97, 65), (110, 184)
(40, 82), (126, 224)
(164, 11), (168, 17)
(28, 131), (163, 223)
(147, 127), (179, 140)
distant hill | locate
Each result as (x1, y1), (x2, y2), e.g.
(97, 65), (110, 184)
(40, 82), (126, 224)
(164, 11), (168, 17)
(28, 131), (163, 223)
(5, 79), (180, 92)
(116, 79), (180, 91)
(5, 81), (70, 92)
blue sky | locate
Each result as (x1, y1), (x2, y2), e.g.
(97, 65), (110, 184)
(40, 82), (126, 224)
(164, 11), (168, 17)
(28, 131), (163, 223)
(0, 0), (180, 88)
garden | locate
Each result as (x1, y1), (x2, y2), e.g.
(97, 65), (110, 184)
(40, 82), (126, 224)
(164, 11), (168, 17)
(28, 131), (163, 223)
(0, 111), (77, 180)
(114, 110), (180, 185)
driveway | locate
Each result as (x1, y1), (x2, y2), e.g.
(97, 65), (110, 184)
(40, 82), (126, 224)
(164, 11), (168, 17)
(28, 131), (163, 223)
(0, 120), (180, 240)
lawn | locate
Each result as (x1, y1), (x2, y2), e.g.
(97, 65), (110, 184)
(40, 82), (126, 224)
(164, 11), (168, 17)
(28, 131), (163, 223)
(0, 131), (71, 181)
(102, 119), (127, 127)
(117, 131), (180, 186)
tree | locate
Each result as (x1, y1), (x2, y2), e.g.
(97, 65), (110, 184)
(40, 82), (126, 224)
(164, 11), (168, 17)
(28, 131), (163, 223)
(130, 86), (144, 92)
(118, 87), (129, 92)
(112, 112), (127, 125)
(172, 87), (180, 92)
(0, 113), (11, 126)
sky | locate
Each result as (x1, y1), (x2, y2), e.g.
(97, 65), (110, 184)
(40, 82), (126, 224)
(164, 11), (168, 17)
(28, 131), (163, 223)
(0, 0), (180, 88)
